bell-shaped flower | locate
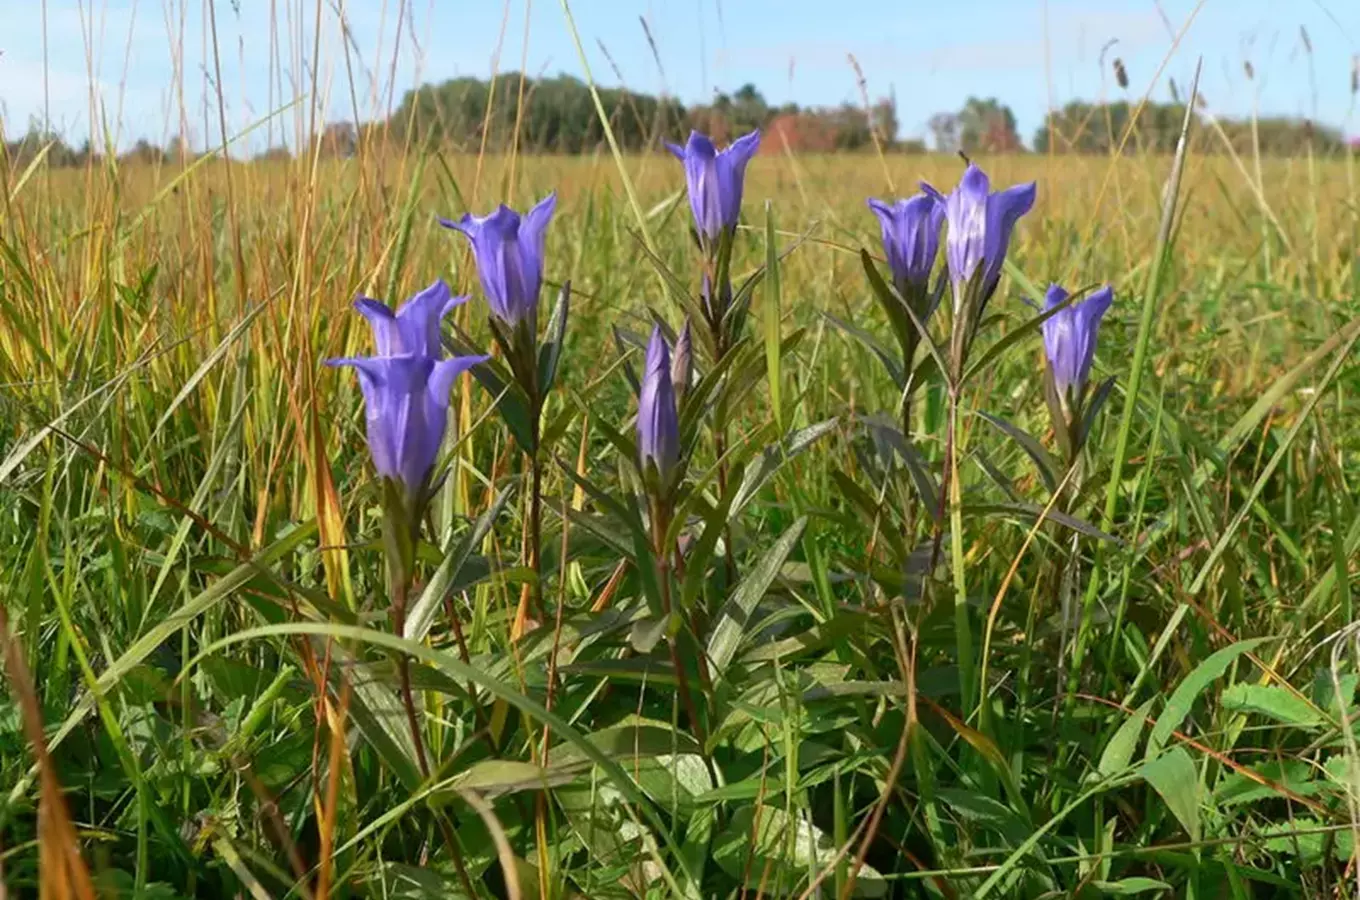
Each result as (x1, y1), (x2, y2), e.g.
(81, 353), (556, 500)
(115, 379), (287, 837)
(1039, 283), (1114, 398)
(922, 164), (1035, 312)
(327, 354), (486, 495)
(439, 193), (557, 330)
(867, 194), (944, 293)
(638, 326), (680, 485)
(666, 130), (761, 244)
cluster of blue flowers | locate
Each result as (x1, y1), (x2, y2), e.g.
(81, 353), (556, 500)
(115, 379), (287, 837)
(329, 128), (1114, 567)
(870, 162), (1114, 454)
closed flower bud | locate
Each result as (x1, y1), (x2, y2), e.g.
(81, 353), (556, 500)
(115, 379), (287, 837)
(1039, 283), (1114, 398)
(867, 193), (944, 296)
(638, 326), (680, 485)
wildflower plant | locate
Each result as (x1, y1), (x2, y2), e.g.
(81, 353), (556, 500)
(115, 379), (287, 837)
(327, 280), (486, 546)
(440, 193), (568, 625)
(862, 193), (946, 439)
(327, 280), (486, 773)
(1036, 283), (1116, 465)
(923, 163), (1036, 379)
(667, 130), (762, 357)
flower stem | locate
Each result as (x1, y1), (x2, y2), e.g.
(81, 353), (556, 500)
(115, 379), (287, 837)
(528, 447), (544, 620)
(390, 576), (430, 778)
(945, 388), (975, 716)
(654, 500), (706, 748)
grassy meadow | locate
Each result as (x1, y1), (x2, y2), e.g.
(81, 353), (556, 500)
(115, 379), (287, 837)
(3, 127), (1360, 899)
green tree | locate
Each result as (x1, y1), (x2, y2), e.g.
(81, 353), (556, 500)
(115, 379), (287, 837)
(958, 96), (1022, 153)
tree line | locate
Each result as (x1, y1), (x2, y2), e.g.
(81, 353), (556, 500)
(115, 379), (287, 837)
(2, 75), (1349, 166)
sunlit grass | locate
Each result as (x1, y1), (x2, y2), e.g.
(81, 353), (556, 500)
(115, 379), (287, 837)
(2, 130), (1360, 897)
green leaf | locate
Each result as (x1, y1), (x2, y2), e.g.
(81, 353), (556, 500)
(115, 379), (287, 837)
(860, 248), (949, 384)
(861, 417), (940, 520)
(452, 760), (576, 797)
(546, 720), (702, 768)
(707, 517), (807, 678)
(1098, 698), (1155, 777)
(1147, 637), (1271, 758)
(466, 358), (537, 453)
(537, 280), (571, 394)
(198, 623), (693, 889)
(764, 201), (784, 432)
(345, 658), (423, 790)
(1220, 683), (1322, 729)
(405, 488), (511, 642)
(731, 420), (838, 517)
(975, 411), (1060, 495)
(964, 503), (1119, 544)
(1092, 877), (1173, 895)
(824, 313), (905, 388)
(962, 285), (1082, 385)
(1139, 746), (1200, 841)
(1215, 760), (1315, 807)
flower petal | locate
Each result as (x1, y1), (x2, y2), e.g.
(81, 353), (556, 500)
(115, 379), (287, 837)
(716, 130), (760, 230)
(437, 213), (474, 235)
(352, 297), (401, 356)
(981, 180), (1037, 293)
(395, 280), (454, 357)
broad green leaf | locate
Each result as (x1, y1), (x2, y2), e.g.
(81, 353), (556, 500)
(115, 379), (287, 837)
(1139, 746), (1200, 841)
(547, 720), (702, 768)
(345, 658), (423, 790)
(1098, 698), (1155, 777)
(453, 760), (576, 797)
(1092, 877), (1172, 895)
(707, 518), (807, 678)
(1147, 637), (1270, 758)
(1220, 683), (1322, 729)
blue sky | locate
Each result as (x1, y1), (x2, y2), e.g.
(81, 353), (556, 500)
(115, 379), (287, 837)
(1, 0), (1356, 152)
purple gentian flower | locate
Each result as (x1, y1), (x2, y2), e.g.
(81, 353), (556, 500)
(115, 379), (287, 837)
(352, 280), (467, 358)
(866, 194), (944, 291)
(666, 130), (761, 244)
(922, 164), (1036, 310)
(638, 326), (680, 483)
(439, 193), (557, 330)
(327, 354), (486, 494)
(1039, 283), (1114, 396)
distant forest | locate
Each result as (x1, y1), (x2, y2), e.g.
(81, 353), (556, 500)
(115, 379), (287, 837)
(3, 72), (1350, 166)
